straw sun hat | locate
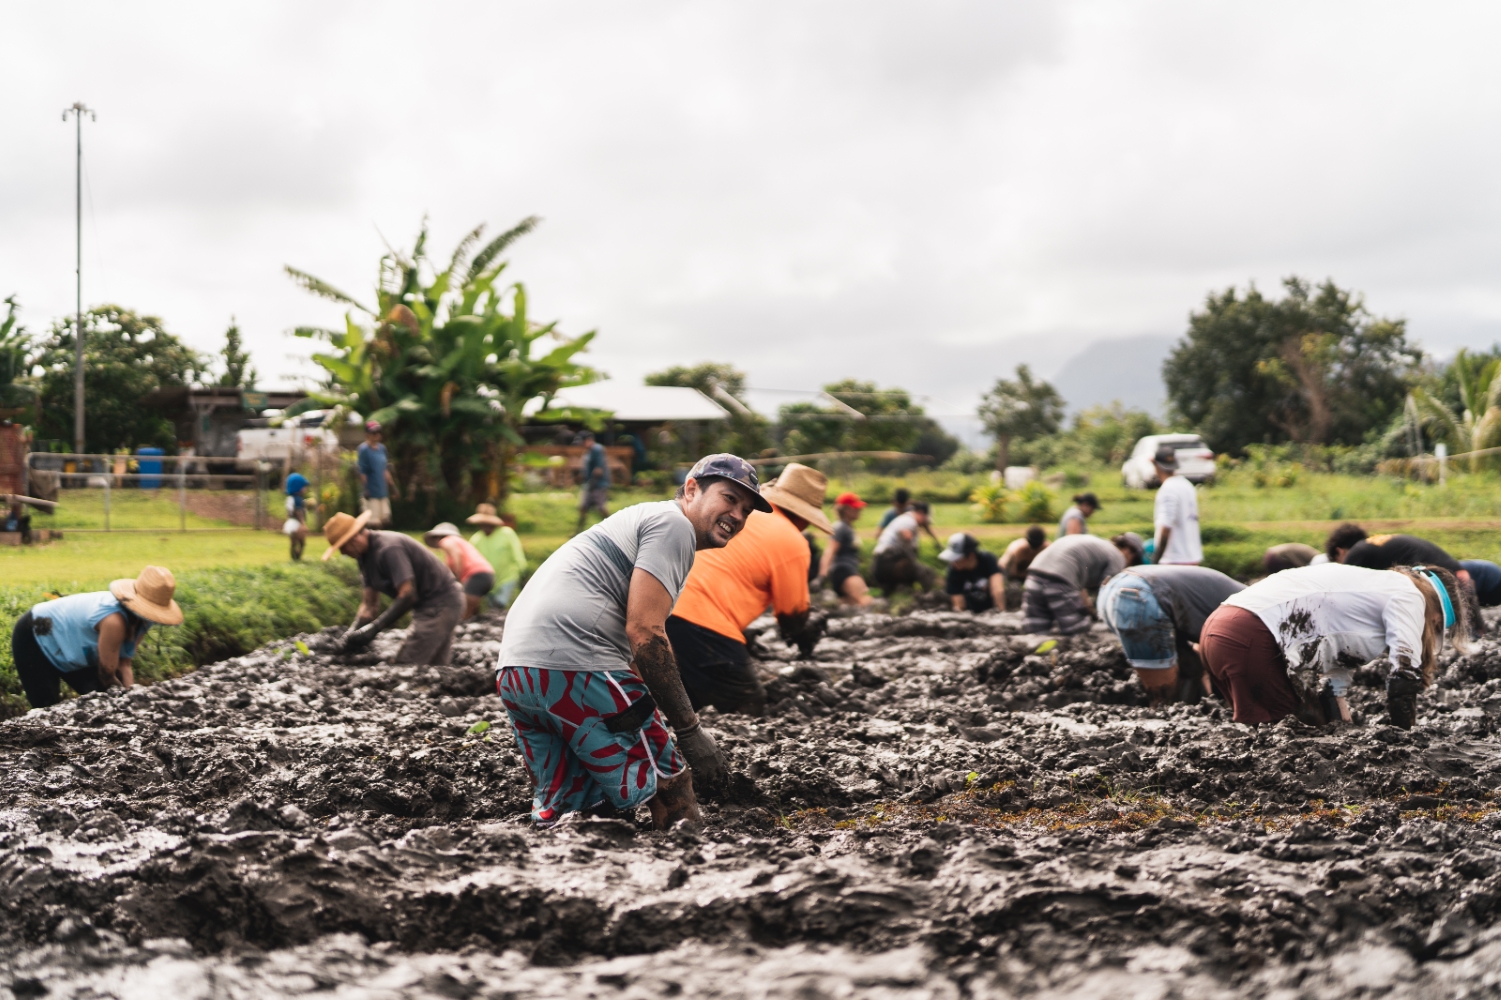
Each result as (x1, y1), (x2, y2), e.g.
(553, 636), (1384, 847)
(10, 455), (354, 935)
(423, 522), (461, 546)
(466, 503), (504, 527)
(321, 510), (372, 561)
(759, 463), (833, 534)
(109, 566), (184, 626)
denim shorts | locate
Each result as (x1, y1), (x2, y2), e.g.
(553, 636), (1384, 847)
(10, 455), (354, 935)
(1099, 574), (1177, 670)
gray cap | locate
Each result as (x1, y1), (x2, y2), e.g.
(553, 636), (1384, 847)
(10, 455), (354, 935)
(1153, 445), (1179, 469)
(686, 453), (774, 513)
(423, 522), (461, 546)
(939, 532), (978, 563)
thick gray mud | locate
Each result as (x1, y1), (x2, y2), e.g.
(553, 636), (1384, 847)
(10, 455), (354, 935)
(4, 608), (1501, 997)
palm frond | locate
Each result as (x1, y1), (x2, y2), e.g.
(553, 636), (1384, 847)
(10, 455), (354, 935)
(468, 216), (540, 281)
(284, 266), (374, 314)
(446, 223), (486, 276)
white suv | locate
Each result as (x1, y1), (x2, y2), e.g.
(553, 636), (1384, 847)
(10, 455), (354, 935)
(1122, 433), (1216, 488)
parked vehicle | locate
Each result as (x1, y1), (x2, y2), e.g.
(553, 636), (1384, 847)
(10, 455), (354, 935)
(235, 410), (354, 470)
(1122, 433), (1216, 488)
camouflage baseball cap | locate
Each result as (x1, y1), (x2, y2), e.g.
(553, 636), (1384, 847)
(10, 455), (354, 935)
(686, 454), (773, 513)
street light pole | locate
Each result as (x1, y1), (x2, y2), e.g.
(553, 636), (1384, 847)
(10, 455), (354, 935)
(62, 102), (95, 457)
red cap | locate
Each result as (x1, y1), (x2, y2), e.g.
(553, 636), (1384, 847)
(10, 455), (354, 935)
(835, 492), (866, 508)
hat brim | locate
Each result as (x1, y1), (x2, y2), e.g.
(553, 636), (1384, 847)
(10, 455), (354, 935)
(321, 510), (372, 561)
(466, 514), (503, 526)
(424, 529), (459, 546)
(109, 579), (184, 626)
(761, 487), (833, 535)
(938, 550), (962, 563)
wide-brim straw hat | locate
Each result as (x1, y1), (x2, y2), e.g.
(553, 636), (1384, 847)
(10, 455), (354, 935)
(110, 565), (184, 626)
(760, 463), (833, 535)
(321, 510), (372, 561)
(424, 522), (461, 546)
(466, 503), (504, 527)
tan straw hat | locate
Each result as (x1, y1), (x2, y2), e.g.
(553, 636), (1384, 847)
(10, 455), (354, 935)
(321, 509), (372, 561)
(759, 463), (833, 535)
(423, 522), (461, 546)
(466, 503), (504, 527)
(110, 566), (184, 626)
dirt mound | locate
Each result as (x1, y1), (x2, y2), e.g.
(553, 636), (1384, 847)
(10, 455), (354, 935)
(2, 610), (1501, 996)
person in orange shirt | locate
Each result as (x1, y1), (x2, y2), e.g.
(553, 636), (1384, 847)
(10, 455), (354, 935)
(667, 463), (832, 715)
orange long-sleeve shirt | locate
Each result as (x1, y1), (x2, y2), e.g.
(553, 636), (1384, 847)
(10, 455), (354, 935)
(670, 505), (811, 643)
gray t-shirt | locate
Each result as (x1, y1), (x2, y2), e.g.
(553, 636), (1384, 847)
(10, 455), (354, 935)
(1117, 565), (1245, 642)
(356, 531), (459, 608)
(831, 521), (861, 572)
(499, 500), (697, 672)
(1028, 534), (1124, 590)
(1057, 506), (1087, 536)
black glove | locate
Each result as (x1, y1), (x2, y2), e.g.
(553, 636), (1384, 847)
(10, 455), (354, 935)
(342, 592), (417, 653)
(674, 722), (726, 789)
(778, 608), (829, 660)
(1386, 668), (1423, 730)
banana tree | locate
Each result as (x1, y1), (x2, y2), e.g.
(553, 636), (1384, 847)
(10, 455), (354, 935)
(286, 217), (599, 518)
(1410, 349), (1501, 471)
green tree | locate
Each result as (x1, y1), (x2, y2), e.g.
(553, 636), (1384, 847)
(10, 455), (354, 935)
(35, 305), (206, 452)
(1163, 277), (1421, 454)
(645, 361), (769, 457)
(0, 295), (36, 415)
(1409, 348), (1501, 469)
(216, 318), (257, 389)
(978, 364), (1064, 471)
(776, 379), (952, 461)
(288, 217), (598, 520)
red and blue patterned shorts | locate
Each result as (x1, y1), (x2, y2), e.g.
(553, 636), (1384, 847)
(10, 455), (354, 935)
(497, 666), (685, 824)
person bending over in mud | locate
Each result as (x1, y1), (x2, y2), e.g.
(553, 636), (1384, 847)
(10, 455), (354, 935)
(324, 511), (465, 665)
(819, 492), (875, 607)
(668, 463), (832, 716)
(1023, 533), (1142, 635)
(1098, 563), (1245, 705)
(1327, 524), (1484, 634)
(11, 566), (183, 709)
(496, 454), (767, 828)
(1200, 562), (1473, 729)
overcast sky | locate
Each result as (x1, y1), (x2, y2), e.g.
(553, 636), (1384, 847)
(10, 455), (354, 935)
(4, 2), (1501, 421)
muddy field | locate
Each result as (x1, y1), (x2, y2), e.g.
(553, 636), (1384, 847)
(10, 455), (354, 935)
(3, 606), (1501, 998)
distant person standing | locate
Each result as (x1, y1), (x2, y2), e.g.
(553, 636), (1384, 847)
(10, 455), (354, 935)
(575, 431), (610, 533)
(1151, 445), (1201, 565)
(1057, 493), (1099, 536)
(819, 492), (874, 607)
(284, 472), (310, 561)
(357, 421), (396, 528)
(467, 503), (527, 609)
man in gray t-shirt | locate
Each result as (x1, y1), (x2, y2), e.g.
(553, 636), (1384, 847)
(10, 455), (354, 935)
(497, 454), (770, 828)
(1023, 533), (1136, 635)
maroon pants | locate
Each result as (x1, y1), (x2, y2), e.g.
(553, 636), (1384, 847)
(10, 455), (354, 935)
(1200, 605), (1299, 724)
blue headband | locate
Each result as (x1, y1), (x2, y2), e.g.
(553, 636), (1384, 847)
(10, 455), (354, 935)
(1418, 569), (1455, 630)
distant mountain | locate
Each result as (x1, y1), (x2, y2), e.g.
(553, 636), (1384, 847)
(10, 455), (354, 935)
(1050, 334), (1178, 416)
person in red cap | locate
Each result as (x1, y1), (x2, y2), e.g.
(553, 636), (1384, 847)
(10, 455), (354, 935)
(818, 492), (874, 607)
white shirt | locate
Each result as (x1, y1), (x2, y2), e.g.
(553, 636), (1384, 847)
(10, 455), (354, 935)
(1153, 474), (1202, 564)
(1223, 563), (1425, 695)
(874, 512), (920, 555)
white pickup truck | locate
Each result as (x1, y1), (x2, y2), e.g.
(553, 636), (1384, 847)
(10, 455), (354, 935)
(235, 410), (357, 469)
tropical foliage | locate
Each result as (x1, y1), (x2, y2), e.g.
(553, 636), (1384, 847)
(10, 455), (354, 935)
(978, 365), (1065, 471)
(287, 217), (598, 520)
(216, 319), (257, 389)
(35, 305), (206, 453)
(0, 296), (34, 415)
(644, 361), (770, 458)
(1409, 349), (1501, 469)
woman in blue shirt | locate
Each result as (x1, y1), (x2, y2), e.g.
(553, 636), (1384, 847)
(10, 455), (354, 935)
(11, 565), (183, 708)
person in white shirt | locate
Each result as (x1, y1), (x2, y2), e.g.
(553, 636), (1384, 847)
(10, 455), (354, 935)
(1199, 563), (1472, 728)
(1151, 445), (1201, 565)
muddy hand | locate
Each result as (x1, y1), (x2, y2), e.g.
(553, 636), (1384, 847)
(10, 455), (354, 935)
(1386, 668), (1423, 730)
(675, 723), (727, 789)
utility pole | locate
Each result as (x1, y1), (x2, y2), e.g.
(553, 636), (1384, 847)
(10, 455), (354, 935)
(62, 102), (95, 457)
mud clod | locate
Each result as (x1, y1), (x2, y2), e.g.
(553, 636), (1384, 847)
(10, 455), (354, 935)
(2, 609), (1501, 995)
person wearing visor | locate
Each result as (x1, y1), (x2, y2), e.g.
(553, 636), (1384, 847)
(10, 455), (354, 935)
(940, 532), (1005, 613)
(284, 472), (310, 561)
(1098, 558), (1245, 705)
(1200, 562), (1473, 729)
(11, 566), (184, 709)
(496, 453), (768, 828)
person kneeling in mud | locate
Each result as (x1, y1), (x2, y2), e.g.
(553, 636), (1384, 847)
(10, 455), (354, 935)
(11, 566), (183, 709)
(496, 454), (767, 828)
(1023, 532), (1141, 634)
(1200, 562), (1473, 728)
(1099, 563), (1245, 705)
(668, 463), (832, 716)
(324, 511), (465, 664)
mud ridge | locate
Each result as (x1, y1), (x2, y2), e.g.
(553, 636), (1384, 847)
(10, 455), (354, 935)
(2, 609), (1501, 997)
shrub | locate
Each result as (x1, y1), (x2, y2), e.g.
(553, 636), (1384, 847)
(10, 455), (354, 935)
(1014, 480), (1056, 523)
(970, 482), (1008, 523)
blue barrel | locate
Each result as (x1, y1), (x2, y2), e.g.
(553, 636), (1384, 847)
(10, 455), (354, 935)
(137, 447), (164, 489)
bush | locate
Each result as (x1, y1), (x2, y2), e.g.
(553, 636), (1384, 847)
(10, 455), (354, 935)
(1014, 480), (1056, 523)
(0, 562), (362, 717)
(970, 482), (1008, 523)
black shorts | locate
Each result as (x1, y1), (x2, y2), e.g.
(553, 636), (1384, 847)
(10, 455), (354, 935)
(829, 563), (863, 596)
(665, 615), (766, 716)
(463, 572), (495, 597)
(12, 612), (102, 709)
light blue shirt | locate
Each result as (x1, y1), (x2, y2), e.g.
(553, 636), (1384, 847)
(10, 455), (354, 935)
(30, 592), (149, 673)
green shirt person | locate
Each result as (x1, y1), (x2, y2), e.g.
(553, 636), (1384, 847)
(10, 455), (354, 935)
(467, 503), (527, 608)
